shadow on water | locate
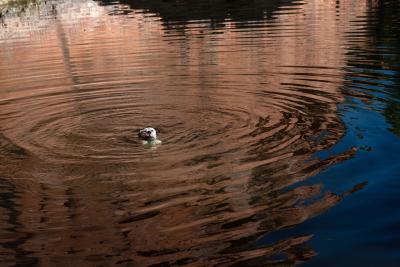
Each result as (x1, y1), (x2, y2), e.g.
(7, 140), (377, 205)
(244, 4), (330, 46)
(300, 1), (400, 266)
(0, 0), (399, 266)
(343, 0), (400, 138)
(96, 0), (297, 21)
(0, 177), (37, 266)
(374, 2), (400, 136)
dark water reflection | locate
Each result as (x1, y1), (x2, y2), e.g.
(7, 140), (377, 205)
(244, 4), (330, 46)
(0, 0), (399, 266)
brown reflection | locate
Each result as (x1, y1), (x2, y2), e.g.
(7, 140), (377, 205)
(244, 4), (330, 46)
(0, 0), (378, 266)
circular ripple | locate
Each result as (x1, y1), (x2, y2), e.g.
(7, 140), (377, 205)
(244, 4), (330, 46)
(0, 1), (355, 264)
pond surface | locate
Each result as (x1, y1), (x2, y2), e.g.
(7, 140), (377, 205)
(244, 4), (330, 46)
(0, 0), (399, 266)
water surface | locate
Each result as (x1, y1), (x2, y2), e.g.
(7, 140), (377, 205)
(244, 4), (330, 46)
(0, 0), (399, 266)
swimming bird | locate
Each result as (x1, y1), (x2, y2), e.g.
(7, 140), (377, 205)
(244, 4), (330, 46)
(138, 127), (162, 145)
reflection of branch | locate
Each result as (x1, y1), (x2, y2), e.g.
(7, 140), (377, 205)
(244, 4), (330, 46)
(301, 147), (357, 177)
(211, 235), (314, 266)
(0, 132), (26, 157)
(55, 17), (79, 86)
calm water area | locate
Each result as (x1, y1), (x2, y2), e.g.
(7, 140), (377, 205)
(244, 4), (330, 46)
(0, 0), (399, 266)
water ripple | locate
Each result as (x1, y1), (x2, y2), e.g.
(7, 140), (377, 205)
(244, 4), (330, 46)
(0, 0), (387, 266)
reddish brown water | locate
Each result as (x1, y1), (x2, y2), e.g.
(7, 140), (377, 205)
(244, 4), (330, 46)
(1, 0), (400, 266)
